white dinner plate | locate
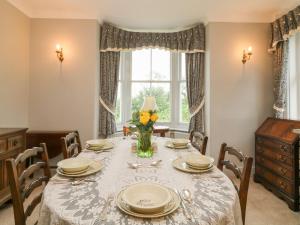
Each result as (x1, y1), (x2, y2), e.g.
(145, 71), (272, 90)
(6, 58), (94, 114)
(172, 157), (214, 173)
(56, 161), (103, 177)
(116, 188), (180, 218)
(86, 139), (107, 147)
(57, 167), (89, 175)
(187, 163), (214, 170)
(184, 153), (215, 168)
(171, 138), (190, 147)
(86, 142), (114, 152)
(57, 157), (93, 173)
(122, 182), (172, 214)
(165, 141), (190, 149)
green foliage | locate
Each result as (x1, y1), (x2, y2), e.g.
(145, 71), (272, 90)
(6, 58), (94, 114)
(180, 84), (190, 123)
(132, 86), (170, 122)
(115, 85), (190, 124)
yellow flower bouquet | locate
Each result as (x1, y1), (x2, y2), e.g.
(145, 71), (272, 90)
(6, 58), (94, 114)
(130, 110), (158, 158)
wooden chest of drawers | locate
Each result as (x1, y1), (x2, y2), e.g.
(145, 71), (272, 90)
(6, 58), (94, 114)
(0, 128), (27, 206)
(254, 118), (299, 211)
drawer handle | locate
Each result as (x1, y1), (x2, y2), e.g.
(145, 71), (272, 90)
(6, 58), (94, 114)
(280, 168), (287, 175)
(280, 145), (288, 152)
(278, 155), (287, 163)
(279, 181), (287, 190)
(257, 147), (264, 153)
(257, 138), (263, 143)
(13, 140), (18, 146)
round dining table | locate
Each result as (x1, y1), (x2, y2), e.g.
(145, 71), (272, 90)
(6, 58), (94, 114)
(38, 137), (243, 225)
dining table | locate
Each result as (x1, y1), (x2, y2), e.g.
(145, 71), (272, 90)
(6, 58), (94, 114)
(38, 136), (243, 225)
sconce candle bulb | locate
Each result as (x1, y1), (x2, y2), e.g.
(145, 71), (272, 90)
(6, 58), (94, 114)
(242, 46), (253, 64)
(55, 44), (64, 63)
(248, 46), (253, 54)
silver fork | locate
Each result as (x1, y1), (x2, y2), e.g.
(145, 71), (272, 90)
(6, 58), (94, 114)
(99, 193), (114, 221)
(173, 189), (192, 221)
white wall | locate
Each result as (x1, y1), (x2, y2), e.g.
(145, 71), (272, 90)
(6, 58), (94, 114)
(29, 19), (100, 142)
(206, 22), (273, 159)
(0, 0), (30, 127)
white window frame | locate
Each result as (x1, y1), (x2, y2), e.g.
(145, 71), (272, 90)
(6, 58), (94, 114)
(117, 50), (189, 131)
(287, 33), (300, 120)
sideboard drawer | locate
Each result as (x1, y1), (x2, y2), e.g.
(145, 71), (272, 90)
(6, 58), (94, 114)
(255, 155), (294, 180)
(0, 139), (7, 153)
(256, 137), (292, 156)
(256, 165), (294, 197)
(256, 145), (293, 166)
(8, 135), (24, 151)
(0, 128), (27, 207)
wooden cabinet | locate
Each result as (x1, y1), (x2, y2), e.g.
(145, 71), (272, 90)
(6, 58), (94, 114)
(26, 130), (76, 159)
(254, 118), (299, 211)
(0, 128), (27, 206)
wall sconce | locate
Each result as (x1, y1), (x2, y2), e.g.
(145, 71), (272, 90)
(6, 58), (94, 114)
(242, 46), (253, 64)
(55, 44), (64, 63)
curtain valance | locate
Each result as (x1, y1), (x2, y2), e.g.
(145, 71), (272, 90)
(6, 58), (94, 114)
(270, 5), (300, 50)
(100, 23), (205, 53)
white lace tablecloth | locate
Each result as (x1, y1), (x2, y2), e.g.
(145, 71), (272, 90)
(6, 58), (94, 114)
(38, 137), (242, 225)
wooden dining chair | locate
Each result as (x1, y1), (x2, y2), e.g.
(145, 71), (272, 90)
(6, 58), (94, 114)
(189, 131), (208, 155)
(61, 131), (82, 159)
(217, 143), (253, 225)
(6, 143), (51, 225)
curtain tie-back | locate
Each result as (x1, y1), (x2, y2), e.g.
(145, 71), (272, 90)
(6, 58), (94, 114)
(273, 104), (285, 113)
(99, 96), (115, 116)
(190, 97), (205, 118)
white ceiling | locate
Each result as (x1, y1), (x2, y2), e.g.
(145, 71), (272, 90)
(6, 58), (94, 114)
(7, 0), (300, 29)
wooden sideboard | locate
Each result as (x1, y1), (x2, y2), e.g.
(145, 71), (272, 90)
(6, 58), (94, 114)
(254, 118), (300, 211)
(0, 128), (27, 206)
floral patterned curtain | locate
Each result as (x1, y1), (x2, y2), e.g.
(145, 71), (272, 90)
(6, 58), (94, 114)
(270, 6), (300, 51)
(270, 5), (299, 118)
(100, 23), (205, 53)
(99, 51), (120, 137)
(186, 53), (205, 133)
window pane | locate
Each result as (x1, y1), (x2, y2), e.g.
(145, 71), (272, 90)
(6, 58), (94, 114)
(132, 49), (151, 81)
(152, 49), (170, 81)
(131, 83), (151, 113)
(131, 82), (171, 122)
(181, 53), (186, 80)
(151, 83), (171, 122)
(180, 82), (189, 123)
(115, 82), (121, 123)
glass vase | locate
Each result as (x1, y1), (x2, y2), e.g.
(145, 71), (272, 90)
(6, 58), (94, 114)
(137, 130), (153, 158)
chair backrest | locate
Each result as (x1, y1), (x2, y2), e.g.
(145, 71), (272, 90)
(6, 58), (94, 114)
(61, 131), (82, 159)
(6, 143), (51, 225)
(217, 143), (253, 225)
(189, 131), (208, 155)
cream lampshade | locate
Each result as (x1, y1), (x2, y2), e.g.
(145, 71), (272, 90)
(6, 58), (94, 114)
(141, 96), (158, 111)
